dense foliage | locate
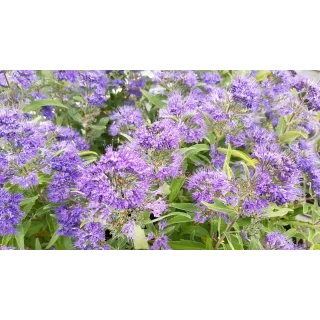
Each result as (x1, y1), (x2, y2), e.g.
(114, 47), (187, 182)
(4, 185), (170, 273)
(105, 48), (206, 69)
(1, 70), (320, 250)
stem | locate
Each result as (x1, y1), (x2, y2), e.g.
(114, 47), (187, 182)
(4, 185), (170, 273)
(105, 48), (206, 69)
(3, 71), (11, 88)
(214, 214), (240, 249)
(210, 219), (214, 239)
(33, 185), (47, 205)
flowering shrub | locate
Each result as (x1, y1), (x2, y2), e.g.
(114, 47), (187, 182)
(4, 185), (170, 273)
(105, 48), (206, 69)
(1, 70), (320, 250)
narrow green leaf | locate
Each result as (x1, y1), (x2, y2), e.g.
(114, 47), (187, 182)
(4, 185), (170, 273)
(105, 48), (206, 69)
(35, 238), (42, 250)
(141, 89), (166, 108)
(276, 117), (286, 136)
(169, 240), (206, 250)
(205, 236), (213, 250)
(218, 147), (256, 168)
(202, 200), (237, 217)
(20, 195), (38, 207)
(79, 151), (98, 157)
(279, 131), (308, 143)
(145, 212), (191, 224)
(23, 99), (68, 112)
(169, 203), (198, 213)
(256, 70), (270, 81)
(169, 177), (185, 202)
(283, 229), (297, 237)
(168, 215), (192, 225)
(181, 226), (209, 238)
(119, 132), (133, 142)
(46, 233), (60, 249)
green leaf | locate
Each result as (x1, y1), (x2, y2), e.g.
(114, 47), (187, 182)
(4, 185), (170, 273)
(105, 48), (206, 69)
(256, 70), (270, 81)
(240, 161), (251, 180)
(276, 117), (286, 136)
(181, 226), (209, 238)
(312, 209), (319, 224)
(222, 143), (233, 178)
(23, 99), (68, 112)
(15, 220), (31, 250)
(20, 195), (38, 214)
(141, 89), (166, 108)
(226, 233), (235, 250)
(202, 200), (237, 218)
(161, 181), (171, 196)
(178, 144), (210, 159)
(163, 225), (177, 235)
(35, 238), (42, 250)
(283, 229), (297, 237)
(46, 233), (60, 249)
(54, 148), (67, 157)
(67, 107), (83, 123)
(133, 225), (148, 250)
(119, 132), (133, 142)
(168, 215), (192, 225)
(79, 151), (98, 157)
(249, 238), (264, 250)
(261, 204), (293, 218)
(169, 240), (206, 250)
(218, 147), (256, 168)
(279, 131), (308, 143)
(205, 236), (213, 250)
(170, 203), (198, 213)
(169, 177), (185, 202)
(20, 195), (39, 206)
(145, 212), (191, 224)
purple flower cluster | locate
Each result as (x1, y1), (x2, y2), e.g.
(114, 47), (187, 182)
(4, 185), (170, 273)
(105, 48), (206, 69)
(265, 231), (301, 250)
(1, 70), (320, 250)
(0, 107), (88, 224)
(109, 105), (144, 136)
(0, 188), (24, 235)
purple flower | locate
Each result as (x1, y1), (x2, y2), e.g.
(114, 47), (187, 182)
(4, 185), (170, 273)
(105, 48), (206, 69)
(210, 145), (225, 168)
(242, 197), (268, 216)
(187, 168), (235, 205)
(0, 71), (9, 87)
(109, 106), (144, 136)
(10, 70), (37, 89)
(48, 172), (76, 203)
(74, 222), (110, 250)
(79, 71), (108, 107)
(55, 204), (83, 237)
(265, 231), (302, 250)
(0, 188), (24, 236)
(0, 245), (15, 250)
(158, 220), (168, 231)
(134, 119), (180, 151)
(146, 198), (168, 217)
(181, 71), (198, 87)
(127, 76), (146, 97)
(201, 72), (221, 85)
(40, 105), (55, 120)
(77, 146), (152, 209)
(240, 232), (250, 242)
(155, 152), (183, 181)
(53, 70), (78, 83)
(10, 172), (39, 189)
(231, 76), (261, 110)
(122, 220), (135, 239)
(146, 232), (154, 241)
(150, 235), (171, 250)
